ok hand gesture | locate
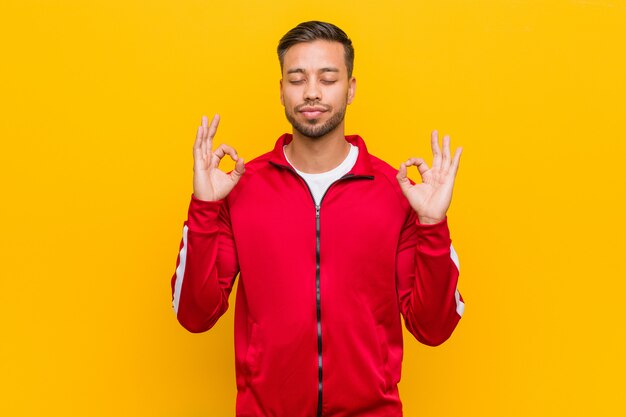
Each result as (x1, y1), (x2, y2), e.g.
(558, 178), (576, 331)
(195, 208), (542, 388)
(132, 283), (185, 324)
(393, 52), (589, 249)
(396, 131), (462, 224)
(193, 114), (245, 201)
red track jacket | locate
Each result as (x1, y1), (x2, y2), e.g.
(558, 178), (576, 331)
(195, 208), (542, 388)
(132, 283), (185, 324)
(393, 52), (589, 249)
(171, 134), (465, 417)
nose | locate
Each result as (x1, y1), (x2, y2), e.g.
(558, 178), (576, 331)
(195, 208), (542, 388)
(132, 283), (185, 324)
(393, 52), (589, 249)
(303, 79), (321, 101)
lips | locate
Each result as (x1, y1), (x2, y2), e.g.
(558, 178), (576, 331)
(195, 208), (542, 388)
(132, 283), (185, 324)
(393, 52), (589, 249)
(301, 110), (324, 119)
(297, 105), (329, 120)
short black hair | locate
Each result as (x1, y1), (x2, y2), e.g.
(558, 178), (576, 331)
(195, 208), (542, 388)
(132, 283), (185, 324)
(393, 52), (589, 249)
(277, 21), (354, 78)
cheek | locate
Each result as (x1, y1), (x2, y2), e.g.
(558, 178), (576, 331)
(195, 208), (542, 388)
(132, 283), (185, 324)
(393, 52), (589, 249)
(332, 84), (350, 100)
(282, 88), (298, 105)
(332, 90), (350, 106)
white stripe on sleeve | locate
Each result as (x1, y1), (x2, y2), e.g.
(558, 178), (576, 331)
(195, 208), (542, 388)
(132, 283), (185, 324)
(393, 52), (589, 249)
(450, 244), (465, 317)
(173, 225), (189, 314)
(455, 288), (465, 317)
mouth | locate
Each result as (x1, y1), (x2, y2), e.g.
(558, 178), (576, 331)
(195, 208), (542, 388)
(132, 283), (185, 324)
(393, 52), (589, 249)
(297, 105), (329, 120)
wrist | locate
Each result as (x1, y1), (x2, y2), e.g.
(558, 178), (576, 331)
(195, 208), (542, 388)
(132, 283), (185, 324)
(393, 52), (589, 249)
(417, 215), (445, 225)
(192, 192), (221, 202)
(192, 192), (218, 202)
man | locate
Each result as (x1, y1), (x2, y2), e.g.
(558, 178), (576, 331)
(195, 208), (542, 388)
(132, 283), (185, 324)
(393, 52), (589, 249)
(171, 21), (464, 417)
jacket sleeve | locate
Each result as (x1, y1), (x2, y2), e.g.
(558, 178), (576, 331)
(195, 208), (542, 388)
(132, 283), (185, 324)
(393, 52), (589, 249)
(396, 209), (465, 346)
(170, 194), (239, 333)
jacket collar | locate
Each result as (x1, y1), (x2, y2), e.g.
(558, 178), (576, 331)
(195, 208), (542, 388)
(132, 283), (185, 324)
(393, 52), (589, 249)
(268, 133), (376, 177)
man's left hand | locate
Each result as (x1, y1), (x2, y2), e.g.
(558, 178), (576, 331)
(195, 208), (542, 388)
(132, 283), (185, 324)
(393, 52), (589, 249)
(396, 130), (463, 224)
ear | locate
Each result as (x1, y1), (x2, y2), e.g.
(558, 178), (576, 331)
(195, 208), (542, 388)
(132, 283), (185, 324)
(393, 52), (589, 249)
(347, 76), (356, 105)
(279, 78), (284, 106)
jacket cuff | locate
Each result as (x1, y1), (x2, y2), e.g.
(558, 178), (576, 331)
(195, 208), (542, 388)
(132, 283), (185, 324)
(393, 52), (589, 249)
(415, 216), (452, 256)
(187, 194), (224, 233)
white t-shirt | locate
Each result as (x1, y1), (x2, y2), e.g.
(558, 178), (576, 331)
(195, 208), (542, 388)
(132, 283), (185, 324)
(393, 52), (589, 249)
(284, 144), (359, 205)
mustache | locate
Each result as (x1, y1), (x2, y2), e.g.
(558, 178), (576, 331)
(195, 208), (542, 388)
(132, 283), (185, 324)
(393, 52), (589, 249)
(295, 102), (332, 112)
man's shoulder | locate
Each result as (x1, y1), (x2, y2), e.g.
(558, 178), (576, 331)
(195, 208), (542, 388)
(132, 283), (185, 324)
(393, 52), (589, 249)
(240, 149), (275, 175)
(224, 148), (277, 205)
(366, 152), (399, 178)
(226, 140), (284, 199)
(347, 135), (399, 178)
(357, 141), (411, 212)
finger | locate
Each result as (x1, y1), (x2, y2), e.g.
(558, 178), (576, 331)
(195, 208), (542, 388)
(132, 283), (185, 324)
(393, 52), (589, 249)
(449, 147), (463, 176)
(431, 130), (442, 170)
(194, 125), (203, 150)
(194, 125), (204, 159)
(396, 161), (407, 180)
(201, 115), (208, 151)
(200, 125), (208, 160)
(396, 163), (411, 194)
(198, 115), (208, 156)
(207, 114), (220, 140)
(212, 143), (239, 167)
(230, 157), (246, 183)
(205, 114), (220, 151)
(214, 143), (238, 160)
(405, 157), (430, 176)
(442, 134), (451, 169)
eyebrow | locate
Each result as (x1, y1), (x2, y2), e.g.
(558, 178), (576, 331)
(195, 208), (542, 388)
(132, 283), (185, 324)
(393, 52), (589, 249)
(286, 67), (340, 75)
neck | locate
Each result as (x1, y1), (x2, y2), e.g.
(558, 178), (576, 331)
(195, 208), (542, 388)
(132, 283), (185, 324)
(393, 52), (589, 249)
(286, 127), (350, 173)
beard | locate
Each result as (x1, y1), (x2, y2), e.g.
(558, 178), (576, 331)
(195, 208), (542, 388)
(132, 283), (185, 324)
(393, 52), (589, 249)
(285, 102), (347, 139)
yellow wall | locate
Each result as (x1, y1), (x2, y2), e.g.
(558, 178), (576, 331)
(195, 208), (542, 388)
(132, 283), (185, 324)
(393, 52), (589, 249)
(1, 0), (625, 415)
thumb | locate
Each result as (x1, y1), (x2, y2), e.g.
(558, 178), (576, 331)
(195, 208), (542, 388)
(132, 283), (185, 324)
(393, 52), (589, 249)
(396, 163), (412, 195)
(230, 157), (245, 183)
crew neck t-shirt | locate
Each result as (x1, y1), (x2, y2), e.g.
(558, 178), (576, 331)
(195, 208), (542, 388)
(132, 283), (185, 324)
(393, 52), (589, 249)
(283, 144), (359, 205)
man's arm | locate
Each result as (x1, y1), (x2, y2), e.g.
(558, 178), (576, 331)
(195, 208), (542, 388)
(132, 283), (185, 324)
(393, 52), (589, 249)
(171, 195), (239, 333)
(395, 211), (464, 346)
(395, 130), (464, 346)
(171, 114), (245, 333)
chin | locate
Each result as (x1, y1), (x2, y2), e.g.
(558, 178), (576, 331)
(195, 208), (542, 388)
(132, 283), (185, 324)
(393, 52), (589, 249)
(286, 108), (346, 139)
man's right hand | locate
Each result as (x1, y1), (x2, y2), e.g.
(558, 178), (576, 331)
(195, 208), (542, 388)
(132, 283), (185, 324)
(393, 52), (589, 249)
(193, 114), (245, 201)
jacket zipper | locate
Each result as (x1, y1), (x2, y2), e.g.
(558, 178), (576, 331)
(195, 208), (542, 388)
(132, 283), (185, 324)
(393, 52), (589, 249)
(315, 202), (322, 417)
(269, 161), (374, 417)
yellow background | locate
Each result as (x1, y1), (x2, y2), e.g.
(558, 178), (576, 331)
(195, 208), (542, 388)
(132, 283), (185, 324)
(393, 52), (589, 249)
(1, 0), (625, 415)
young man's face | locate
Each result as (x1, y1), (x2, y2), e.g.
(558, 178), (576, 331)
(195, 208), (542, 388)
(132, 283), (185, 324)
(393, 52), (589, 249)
(280, 40), (356, 139)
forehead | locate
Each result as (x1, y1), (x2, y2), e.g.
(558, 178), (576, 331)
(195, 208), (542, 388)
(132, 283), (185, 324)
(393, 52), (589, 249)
(282, 40), (346, 74)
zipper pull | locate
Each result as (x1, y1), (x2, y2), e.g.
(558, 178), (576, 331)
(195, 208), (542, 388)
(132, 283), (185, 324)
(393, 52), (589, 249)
(315, 205), (320, 218)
